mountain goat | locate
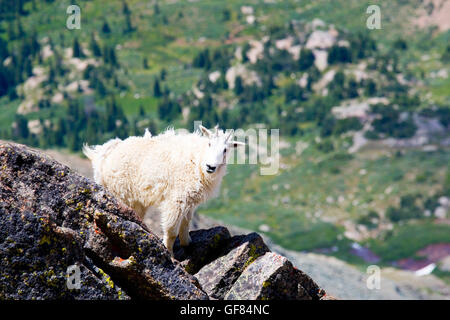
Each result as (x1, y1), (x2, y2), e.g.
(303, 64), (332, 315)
(83, 125), (245, 255)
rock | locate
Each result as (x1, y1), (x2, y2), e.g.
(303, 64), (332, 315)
(195, 233), (270, 299)
(173, 226), (231, 275)
(177, 228), (325, 300)
(258, 224), (271, 232)
(0, 142), (207, 300)
(224, 252), (325, 300)
(434, 206), (447, 219)
(439, 256), (450, 272)
(226, 64), (261, 88)
(208, 71), (221, 83)
(306, 30), (336, 50)
(312, 49), (328, 71)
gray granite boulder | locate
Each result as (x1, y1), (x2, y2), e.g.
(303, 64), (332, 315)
(224, 252), (325, 300)
(195, 233), (269, 299)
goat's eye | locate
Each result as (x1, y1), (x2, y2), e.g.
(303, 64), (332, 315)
(208, 142), (211, 147)
(223, 149), (227, 154)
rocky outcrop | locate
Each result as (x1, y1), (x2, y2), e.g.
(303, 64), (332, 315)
(0, 142), (206, 300)
(0, 142), (327, 300)
(224, 252), (323, 300)
(195, 233), (270, 299)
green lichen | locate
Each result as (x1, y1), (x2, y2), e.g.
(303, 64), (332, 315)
(97, 268), (115, 289)
(185, 264), (194, 274)
(243, 245), (261, 269)
(79, 187), (91, 196)
(211, 233), (222, 248)
(39, 235), (51, 246)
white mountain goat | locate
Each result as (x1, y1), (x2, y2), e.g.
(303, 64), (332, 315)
(83, 125), (245, 255)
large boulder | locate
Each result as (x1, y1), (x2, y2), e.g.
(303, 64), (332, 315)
(224, 252), (325, 300)
(173, 226), (232, 275)
(194, 233), (270, 299)
(0, 142), (207, 300)
(174, 227), (326, 300)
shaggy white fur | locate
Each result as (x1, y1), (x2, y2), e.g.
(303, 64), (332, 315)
(83, 125), (244, 254)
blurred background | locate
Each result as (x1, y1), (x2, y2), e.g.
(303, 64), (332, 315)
(0, 0), (449, 299)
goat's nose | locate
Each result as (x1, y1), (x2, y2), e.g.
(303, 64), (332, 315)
(206, 164), (216, 173)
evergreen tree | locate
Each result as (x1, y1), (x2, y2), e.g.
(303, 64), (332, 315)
(154, 3), (160, 15)
(72, 37), (84, 58)
(192, 49), (211, 69)
(67, 131), (81, 152)
(148, 119), (158, 135)
(242, 43), (250, 62)
(15, 18), (25, 39)
(90, 33), (102, 57)
(347, 78), (359, 98)
(122, 1), (130, 15)
(0, 37), (8, 61)
(14, 114), (29, 140)
(143, 57), (149, 69)
(139, 104), (145, 117)
(393, 38), (408, 50)
(55, 118), (66, 146)
(234, 76), (244, 95)
(102, 45), (118, 66)
(160, 68), (167, 81)
(153, 78), (162, 97)
(222, 8), (231, 21)
(108, 46), (117, 66)
(298, 49), (315, 71)
(328, 45), (352, 64)
(102, 21), (111, 34)
(124, 13), (134, 33)
(364, 79), (377, 96)
(442, 45), (450, 62)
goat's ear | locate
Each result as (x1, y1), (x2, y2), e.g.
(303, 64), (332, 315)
(199, 125), (212, 137)
(229, 141), (245, 148)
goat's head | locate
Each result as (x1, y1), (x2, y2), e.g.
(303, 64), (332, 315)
(199, 125), (245, 174)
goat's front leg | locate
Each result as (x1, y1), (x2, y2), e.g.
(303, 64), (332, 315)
(179, 209), (193, 247)
(161, 206), (183, 256)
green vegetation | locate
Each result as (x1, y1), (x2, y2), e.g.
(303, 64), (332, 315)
(367, 223), (450, 262)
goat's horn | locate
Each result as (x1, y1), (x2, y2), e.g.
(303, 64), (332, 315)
(214, 124), (219, 137)
(225, 129), (234, 141)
